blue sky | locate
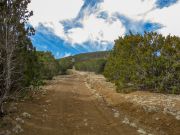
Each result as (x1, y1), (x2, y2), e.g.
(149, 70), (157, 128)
(28, 0), (180, 58)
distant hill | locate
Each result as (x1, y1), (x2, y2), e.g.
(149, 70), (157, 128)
(59, 51), (110, 62)
(58, 51), (110, 74)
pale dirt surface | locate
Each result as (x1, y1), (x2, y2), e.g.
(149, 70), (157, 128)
(1, 71), (180, 135)
(12, 74), (138, 135)
(82, 71), (180, 119)
(75, 70), (180, 135)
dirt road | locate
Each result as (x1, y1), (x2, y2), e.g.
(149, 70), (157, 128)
(19, 74), (138, 135)
(2, 72), (179, 135)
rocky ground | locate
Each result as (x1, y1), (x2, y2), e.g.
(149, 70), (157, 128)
(78, 71), (180, 135)
(0, 70), (179, 135)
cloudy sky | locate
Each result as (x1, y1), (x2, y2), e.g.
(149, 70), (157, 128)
(28, 0), (180, 58)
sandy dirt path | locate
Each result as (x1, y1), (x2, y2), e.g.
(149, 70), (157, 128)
(19, 74), (138, 135)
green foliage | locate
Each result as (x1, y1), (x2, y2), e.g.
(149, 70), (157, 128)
(75, 59), (107, 74)
(0, 0), (36, 94)
(0, 0), (62, 116)
(58, 57), (73, 74)
(17, 38), (41, 88)
(0, 0), (40, 114)
(104, 32), (180, 94)
(58, 51), (109, 74)
(36, 51), (59, 80)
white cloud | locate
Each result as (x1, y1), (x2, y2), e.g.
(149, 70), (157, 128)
(29, 0), (180, 48)
(28, 0), (83, 40)
(100, 0), (156, 21)
(66, 15), (125, 44)
(28, 0), (83, 26)
(43, 22), (67, 40)
(99, 0), (180, 36)
(145, 1), (180, 36)
(63, 52), (72, 58)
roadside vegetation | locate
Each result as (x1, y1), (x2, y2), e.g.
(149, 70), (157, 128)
(104, 32), (180, 94)
(0, 0), (60, 116)
(36, 51), (59, 80)
(75, 59), (106, 74)
(58, 57), (73, 75)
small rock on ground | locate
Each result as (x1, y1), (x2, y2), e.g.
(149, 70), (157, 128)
(114, 112), (120, 118)
(22, 112), (31, 119)
(15, 117), (24, 124)
(137, 128), (146, 135)
(12, 124), (23, 134)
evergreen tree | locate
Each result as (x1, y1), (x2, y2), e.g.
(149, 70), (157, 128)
(0, 0), (35, 115)
(104, 32), (180, 93)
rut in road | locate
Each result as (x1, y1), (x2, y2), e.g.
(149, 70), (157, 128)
(20, 74), (138, 135)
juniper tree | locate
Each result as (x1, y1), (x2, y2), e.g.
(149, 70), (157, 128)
(104, 32), (180, 93)
(0, 0), (34, 115)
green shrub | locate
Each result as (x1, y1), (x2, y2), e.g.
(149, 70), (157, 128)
(58, 57), (73, 74)
(36, 52), (59, 80)
(104, 32), (180, 94)
(75, 59), (107, 74)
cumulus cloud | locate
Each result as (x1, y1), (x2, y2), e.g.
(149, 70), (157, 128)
(100, 0), (156, 21)
(66, 15), (125, 44)
(29, 0), (180, 58)
(145, 0), (180, 36)
(28, 0), (83, 26)
(59, 0), (180, 45)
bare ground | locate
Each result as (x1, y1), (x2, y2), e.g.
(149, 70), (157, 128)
(0, 71), (180, 135)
